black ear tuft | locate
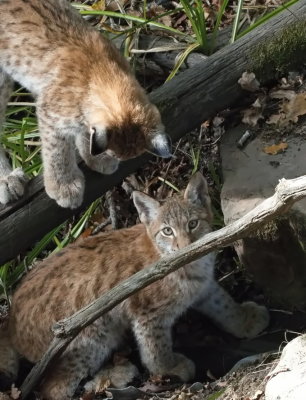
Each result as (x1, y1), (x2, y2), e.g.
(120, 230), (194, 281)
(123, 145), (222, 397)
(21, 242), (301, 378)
(90, 127), (108, 156)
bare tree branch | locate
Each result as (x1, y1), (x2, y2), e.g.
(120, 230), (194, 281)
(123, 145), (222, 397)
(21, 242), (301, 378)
(20, 175), (306, 399)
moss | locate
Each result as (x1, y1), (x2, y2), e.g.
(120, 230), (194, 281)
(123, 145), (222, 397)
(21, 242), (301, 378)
(249, 19), (306, 81)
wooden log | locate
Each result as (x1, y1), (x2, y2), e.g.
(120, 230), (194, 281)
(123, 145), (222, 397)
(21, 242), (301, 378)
(111, 26), (231, 73)
(1, 0), (305, 264)
(20, 174), (306, 398)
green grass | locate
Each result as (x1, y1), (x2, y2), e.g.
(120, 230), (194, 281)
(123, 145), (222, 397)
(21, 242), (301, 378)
(74, 0), (295, 80)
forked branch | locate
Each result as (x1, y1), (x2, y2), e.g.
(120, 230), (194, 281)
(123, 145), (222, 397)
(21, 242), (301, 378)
(20, 175), (306, 399)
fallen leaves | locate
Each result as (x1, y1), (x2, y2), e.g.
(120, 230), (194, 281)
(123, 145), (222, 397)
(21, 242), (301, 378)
(242, 97), (265, 127)
(281, 92), (306, 123)
(0, 385), (21, 400)
(263, 142), (288, 155)
(238, 71), (306, 128)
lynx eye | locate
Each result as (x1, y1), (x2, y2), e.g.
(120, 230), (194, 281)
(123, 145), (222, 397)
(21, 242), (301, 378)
(162, 227), (173, 236)
(188, 220), (199, 230)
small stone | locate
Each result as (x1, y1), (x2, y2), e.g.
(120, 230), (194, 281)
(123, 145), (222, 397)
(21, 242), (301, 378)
(188, 383), (203, 393)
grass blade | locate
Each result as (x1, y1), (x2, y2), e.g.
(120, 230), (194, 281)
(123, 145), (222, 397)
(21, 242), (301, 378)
(230, 0), (244, 43)
(236, 0), (298, 39)
(166, 42), (200, 81)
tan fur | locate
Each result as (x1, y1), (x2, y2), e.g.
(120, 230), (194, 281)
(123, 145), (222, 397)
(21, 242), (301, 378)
(0, 0), (169, 208)
(0, 173), (269, 399)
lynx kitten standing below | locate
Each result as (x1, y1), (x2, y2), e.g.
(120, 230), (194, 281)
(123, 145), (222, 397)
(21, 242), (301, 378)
(0, 0), (170, 208)
(0, 173), (269, 400)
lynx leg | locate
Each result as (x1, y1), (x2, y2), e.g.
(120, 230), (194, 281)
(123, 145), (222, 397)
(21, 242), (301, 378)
(133, 318), (195, 382)
(40, 320), (123, 400)
(0, 69), (27, 205)
(194, 280), (269, 338)
(0, 332), (19, 390)
(38, 116), (85, 209)
(40, 335), (107, 400)
(75, 134), (119, 175)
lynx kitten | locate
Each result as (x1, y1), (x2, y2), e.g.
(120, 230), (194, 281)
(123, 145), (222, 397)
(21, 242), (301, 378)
(0, 173), (269, 400)
(0, 0), (170, 209)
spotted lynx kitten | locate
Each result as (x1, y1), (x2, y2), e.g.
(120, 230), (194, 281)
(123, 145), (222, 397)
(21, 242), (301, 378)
(0, 173), (269, 400)
(0, 0), (170, 209)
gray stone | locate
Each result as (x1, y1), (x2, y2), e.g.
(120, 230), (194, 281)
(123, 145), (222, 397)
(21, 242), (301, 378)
(265, 335), (306, 400)
(189, 382), (204, 393)
(221, 125), (306, 308)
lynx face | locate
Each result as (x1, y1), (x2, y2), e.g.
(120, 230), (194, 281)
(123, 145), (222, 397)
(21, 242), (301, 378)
(84, 88), (171, 160)
(133, 173), (213, 255)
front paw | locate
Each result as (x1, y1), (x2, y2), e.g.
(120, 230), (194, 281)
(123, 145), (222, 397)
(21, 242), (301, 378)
(86, 153), (119, 175)
(84, 361), (139, 392)
(166, 353), (195, 382)
(45, 170), (85, 209)
(233, 301), (270, 339)
(0, 168), (28, 205)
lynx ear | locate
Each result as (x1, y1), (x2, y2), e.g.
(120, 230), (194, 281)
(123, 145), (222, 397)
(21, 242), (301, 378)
(133, 191), (161, 225)
(184, 172), (212, 218)
(89, 127), (108, 156)
(150, 133), (172, 158)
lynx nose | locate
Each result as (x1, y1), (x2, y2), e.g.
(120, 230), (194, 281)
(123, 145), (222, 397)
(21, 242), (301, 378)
(150, 134), (172, 158)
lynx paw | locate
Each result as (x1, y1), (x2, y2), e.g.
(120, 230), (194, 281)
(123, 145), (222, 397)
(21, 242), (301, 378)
(233, 301), (269, 339)
(45, 170), (85, 209)
(84, 362), (139, 392)
(166, 353), (195, 382)
(86, 153), (119, 175)
(0, 168), (28, 205)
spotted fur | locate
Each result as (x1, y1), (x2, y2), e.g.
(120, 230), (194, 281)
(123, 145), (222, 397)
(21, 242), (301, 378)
(0, 173), (269, 399)
(0, 0), (170, 208)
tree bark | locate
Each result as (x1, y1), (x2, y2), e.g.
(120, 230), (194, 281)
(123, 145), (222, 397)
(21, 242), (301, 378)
(20, 175), (306, 399)
(1, 0), (306, 264)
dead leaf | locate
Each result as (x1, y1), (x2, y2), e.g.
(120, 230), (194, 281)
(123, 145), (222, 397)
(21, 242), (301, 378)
(212, 116), (224, 138)
(242, 107), (263, 127)
(282, 92), (306, 123)
(269, 89), (296, 101)
(92, 0), (105, 10)
(9, 385), (21, 400)
(263, 142), (288, 155)
(241, 96), (265, 126)
(266, 113), (285, 125)
(238, 72), (260, 92)
(148, 5), (172, 27)
(80, 228), (93, 239)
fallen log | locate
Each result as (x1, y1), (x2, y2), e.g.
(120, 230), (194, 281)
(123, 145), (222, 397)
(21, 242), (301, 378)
(20, 174), (306, 399)
(1, 0), (305, 264)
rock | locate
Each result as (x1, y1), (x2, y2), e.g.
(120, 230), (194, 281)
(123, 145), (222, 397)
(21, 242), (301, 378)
(220, 125), (306, 308)
(265, 334), (306, 400)
(188, 382), (204, 393)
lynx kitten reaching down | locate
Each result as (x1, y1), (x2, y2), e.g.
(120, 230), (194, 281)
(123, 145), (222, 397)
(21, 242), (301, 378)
(0, 0), (170, 209)
(0, 173), (269, 400)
